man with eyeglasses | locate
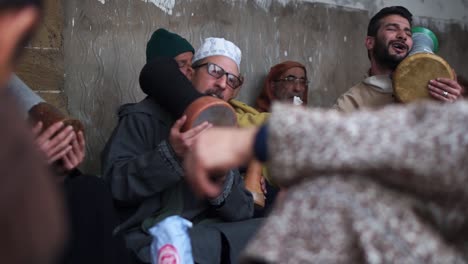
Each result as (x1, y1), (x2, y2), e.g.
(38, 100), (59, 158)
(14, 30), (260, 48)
(190, 38), (271, 129)
(102, 34), (261, 264)
(190, 37), (243, 101)
(255, 61), (309, 112)
(244, 61), (310, 212)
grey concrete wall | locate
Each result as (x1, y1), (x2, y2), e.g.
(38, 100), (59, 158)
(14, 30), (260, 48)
(64, 0), (468, 174)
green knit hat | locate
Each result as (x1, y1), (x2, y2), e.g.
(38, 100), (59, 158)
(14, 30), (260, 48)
(146, 28), (195, 63)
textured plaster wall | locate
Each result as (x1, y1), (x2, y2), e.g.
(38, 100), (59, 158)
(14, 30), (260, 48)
(63, 0), (468, 174)
(17, 0), (65, 113)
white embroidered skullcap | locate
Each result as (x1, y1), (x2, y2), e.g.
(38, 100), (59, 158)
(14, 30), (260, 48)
(193, 37), (242, 71)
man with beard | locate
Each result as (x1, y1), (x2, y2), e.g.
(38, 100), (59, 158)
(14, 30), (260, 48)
(102, 35), (260, 264)
(334, 6), (463, 112)
(255, 61), (309, 112)
(191, 38), (271, 127)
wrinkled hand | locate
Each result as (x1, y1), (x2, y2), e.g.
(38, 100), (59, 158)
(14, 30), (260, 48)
(62, 131), (85, 170)
(428, 76), (463, 102)
(33, 121), (75, 164)
(169, 115), (212, 158)
(184, 127), (257, 198)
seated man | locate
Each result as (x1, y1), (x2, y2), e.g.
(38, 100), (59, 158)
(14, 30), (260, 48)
(255, 61), (309, 112)
(247, 61), (309, 211)
(32, 119), (129, 264)
(229, 60), (308, 125)
(334, 6), (463, 112)
(7, 74), (129, 264)
(203, 60), (309, 209)
(102, 32), (260, 263)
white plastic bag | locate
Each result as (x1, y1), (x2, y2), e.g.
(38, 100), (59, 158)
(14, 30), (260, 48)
(149, 215), (194, 264)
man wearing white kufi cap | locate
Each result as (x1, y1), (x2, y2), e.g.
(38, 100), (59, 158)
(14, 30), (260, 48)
(192, 37), (270, 127)
(191, 37), (243, 102)
(103, 34), (263, 263)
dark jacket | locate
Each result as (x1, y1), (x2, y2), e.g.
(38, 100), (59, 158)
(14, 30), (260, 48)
(101, 97), (257, 263)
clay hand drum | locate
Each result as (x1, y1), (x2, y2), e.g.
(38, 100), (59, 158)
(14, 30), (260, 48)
(393, 27), (454, 103)
(139, 57), (237, 131)
(28, 102), (84, 133)
(7, 74), (84, 133)
(181, 96), (237, 132)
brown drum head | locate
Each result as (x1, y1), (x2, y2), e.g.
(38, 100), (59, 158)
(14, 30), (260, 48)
(181, 96), (237, 132)
(393, 53), (454, 103)
(29, 102), (84, 133)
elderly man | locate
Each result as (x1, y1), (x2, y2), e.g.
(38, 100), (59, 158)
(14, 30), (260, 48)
(334, 6), (463, 112)
(235, 61), (310, 211)
(102, 34), (260, 264)
(146, 28), (195, 79)
(255, 61), (309, 112)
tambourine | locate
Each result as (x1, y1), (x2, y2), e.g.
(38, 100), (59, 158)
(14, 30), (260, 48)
(393, 27), (455, 103)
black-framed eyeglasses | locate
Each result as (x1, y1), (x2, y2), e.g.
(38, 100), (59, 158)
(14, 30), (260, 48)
(193, 62), (243, 89)
(274, 76), (309, 86)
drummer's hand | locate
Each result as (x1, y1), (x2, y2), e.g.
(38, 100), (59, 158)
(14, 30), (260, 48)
(33, 121), (76, 164)
(62, 131), (86, 171)
(184, 127), (257, 198)
(428, 77), (463, 103)
(169, 115), (212, 159)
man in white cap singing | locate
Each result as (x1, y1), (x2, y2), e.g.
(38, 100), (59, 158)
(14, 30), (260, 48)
(103, 35), (262, 264)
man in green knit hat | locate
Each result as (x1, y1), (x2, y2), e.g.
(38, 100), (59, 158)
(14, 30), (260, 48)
(146, 28), (195, 79)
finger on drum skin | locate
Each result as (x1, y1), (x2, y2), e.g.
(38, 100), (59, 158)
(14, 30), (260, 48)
(435, 81), (461, 95)
(436, 77), (457, 85)
(428, 84), (442, 93)
(184, 121), (211, 138)
(172, 115), (187, 132)
(435, 79), (462, 95)
(428, 84), (450, 97)
(429, 79), (449, 91)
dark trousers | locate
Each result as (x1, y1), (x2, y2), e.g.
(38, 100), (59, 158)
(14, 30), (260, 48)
(58, 172), (131, 264)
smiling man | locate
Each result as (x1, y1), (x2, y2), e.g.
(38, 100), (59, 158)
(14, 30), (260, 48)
(334, 6), (463, 112)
